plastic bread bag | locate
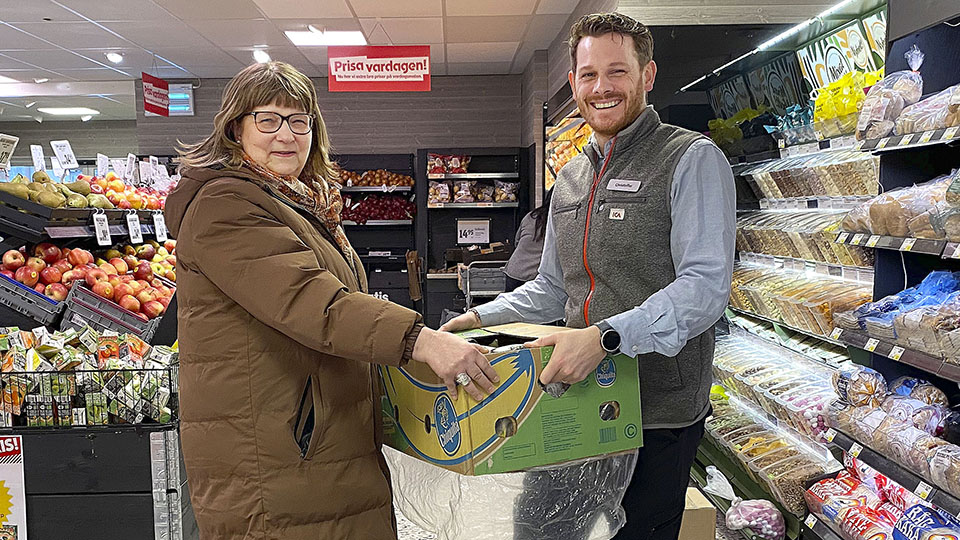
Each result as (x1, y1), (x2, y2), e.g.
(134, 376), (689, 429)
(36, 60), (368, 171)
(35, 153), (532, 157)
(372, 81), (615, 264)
(893, 504), (960, 540)
(856, 45), (926, 141)
(927, 444), (960, 497)
(704, 465), (786, 540)
(895, 83), (960, 135)
(888, 376), (950, 407)
(833, 364), (887, 407)
(841, 200), (874, 233)
(384, 447), (638, 540)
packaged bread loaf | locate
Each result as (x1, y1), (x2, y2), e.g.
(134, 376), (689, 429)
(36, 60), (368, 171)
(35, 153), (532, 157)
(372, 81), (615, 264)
(889, 376), (950, 407)
(856, 45), (925, 141)
(833, 364), (887, 407)
(895, 83), (960, 136)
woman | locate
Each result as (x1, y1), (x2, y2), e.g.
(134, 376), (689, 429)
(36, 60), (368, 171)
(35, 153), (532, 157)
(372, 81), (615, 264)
(165, 62), (498, 540)
(503, 188), (552, 292)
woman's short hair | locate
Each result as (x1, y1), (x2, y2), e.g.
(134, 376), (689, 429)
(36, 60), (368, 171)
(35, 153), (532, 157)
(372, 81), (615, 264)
(177, 61), (337, 182)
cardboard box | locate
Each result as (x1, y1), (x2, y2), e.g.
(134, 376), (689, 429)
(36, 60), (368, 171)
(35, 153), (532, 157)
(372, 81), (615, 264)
(379, 323), (642, 475)
(679, 488), (717, 540)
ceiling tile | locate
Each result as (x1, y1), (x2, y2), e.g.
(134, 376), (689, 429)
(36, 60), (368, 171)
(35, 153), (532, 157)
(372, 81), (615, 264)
(102, 21), (212, 49)
(446, 62), (513, 75)
(0, 1), (84, 22)
(445, 16), (530, 43)
(0, 55), (33, 70)
(429, 44), (445, 64)
(75, 48), (180, 71)
(1, 50), (104, 70)
(271, 18), (361, 32)
(536, 0), (580, 15)
(251, 0), (353, 18)
(446, 42), (519, 63)
(151, 47), (245, 69)
(55, 0), (175, 21)
(522, 14), (570, 47)
(55, 68), (136, 81)
(0, 25), (72, 50)
(152, 0), (264, 20)
(364, 25), (392, 45)
(299, 48), (328, 68)
(183, 19), (289, 47)
(223, 47), (314, 71)
(348, 0), (442, 18)
(0, 68), (71, 82)
(445, 0), (537, 16)
(358, 18), (442, 44)
(511, 43), (537, 72)
(11, 22), (131, 49)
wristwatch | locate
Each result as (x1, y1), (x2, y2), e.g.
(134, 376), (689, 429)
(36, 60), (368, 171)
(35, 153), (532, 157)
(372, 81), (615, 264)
(594, 320), (621, 354)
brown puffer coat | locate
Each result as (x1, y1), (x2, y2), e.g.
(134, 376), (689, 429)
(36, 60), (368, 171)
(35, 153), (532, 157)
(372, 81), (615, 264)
(165, 166), (421, 539)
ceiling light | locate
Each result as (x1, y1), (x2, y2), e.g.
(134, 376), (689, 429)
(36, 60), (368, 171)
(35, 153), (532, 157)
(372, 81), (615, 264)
(0, 75), (19, 84)
(36, 107), (100, 116)
(252, 49), (271, 63)
(285, 30), (367, 47)
(80, 115), (93, 122)
(34, 116), (42, 123)
(105, 52), (123, 64)
(308, 24), (324, 33)
(25, 101), (36, 109)
(34, 78), (49, 84)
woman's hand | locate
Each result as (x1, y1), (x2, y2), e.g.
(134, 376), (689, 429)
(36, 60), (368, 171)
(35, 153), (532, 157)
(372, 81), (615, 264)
(438, 310), (481, 333)
(412, 327), (498, 401)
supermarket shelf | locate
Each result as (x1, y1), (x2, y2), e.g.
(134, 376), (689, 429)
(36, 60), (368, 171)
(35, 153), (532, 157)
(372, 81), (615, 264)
(427, 172), (520, 180)
(339, 185), (412, 192)
(757, 196), (871, 211)
(834, 328), (960, 383)
(800, 514), (844, 540)
(739, 253), (872, 282)
(834, 232), (946, 256)
(943, 242), (960, 260)
(341, 219), (413, 226)
(427, 202), (519, 209)
(827, 429), (960, 517)
(730, 135), (859, 170)
(727, 306), (845, 347)
(426, 273), (458, 280)
(726, 313), (847, 371)
(859, 126), (958, 153)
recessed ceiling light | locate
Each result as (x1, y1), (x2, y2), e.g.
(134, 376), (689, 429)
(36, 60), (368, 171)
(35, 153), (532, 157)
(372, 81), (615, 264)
(37, 107), (100, 116)
(0, 75), (19, 84)
(34, 78), (49, 84)
(285, 30), (367, 47)
(252, 49), (271, 63)
(34, 116), (42, 123)
(80, 115), (93, 122)
(25, 101), (36, 108)
(105, 52), (124, 64)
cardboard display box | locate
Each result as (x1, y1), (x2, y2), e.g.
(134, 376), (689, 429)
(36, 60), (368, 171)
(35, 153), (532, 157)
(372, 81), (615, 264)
(379, 323), (642, 475)
(679, 487), (717, 540)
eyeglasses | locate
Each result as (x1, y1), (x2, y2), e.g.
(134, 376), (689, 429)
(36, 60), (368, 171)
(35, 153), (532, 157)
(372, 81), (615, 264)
(245, 111), (313, 135)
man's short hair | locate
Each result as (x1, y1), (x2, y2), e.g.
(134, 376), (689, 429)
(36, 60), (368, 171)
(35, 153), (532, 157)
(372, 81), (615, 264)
(568, 12), (654, 71)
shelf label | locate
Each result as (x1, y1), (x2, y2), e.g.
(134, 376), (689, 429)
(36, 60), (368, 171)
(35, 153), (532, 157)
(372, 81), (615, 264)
(110, 159), (127, 180)
(457, 219), (490, 244)
(126, 212), (143, 244)
(50, 139), (79, 170)
(876, 138), (890, 149)
(900, 134), (915, 146)
(815, 130), (825, 141)
(97, 153), (109, 178)
(152, 213), (169, 243)
(851, 233), (864, 245)
(759, 199), (770, 209)
(889, 346), (905, 361)
(865, 338), (879, 352)
(830, 328), (844, 340)
(856, 140), (866, 151)
(849, 442), (863, 458)
(824, 428), (837, 443)
(368, 251), (392, 257)
(900, 238), (917, 252)
(843, 267), (859, 281)
(836, 233), (850, 244)
(919, 131), (936, 144)
(953, 244), (960, 259)
(915, 481), (933, 500)
(0, 134), (19, 170)
(804, 514), (818, 529)
(778, 139), (786, 149)
(30, 144), (45, 173)
(126, 153), (137, 182)
(93, 213), (111, 246)
(50, 154), (64, 180)
(866, 235), (881, 248)
(945, 127), (959, 140)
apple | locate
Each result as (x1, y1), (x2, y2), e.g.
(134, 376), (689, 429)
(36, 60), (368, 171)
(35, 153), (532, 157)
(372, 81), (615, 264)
(108, 275), (121, 287)
(90, 183), (105, 195)
(105, 171), (117, 181)
(45, 283), (68, 302)
(157, 296), (171, 309)
(114, 282), (135, 299)
(2, 250), (25, 271)
(118, 294), (140, 313)
(127, 192), (144, 209)
(134, 312), (149, 322)
(119, 274), (134, 283)
(136, 244), (156, 260)
(150, 264), (166, 280)
(93, 176), (108, 190)
(137, 288), (158, 304)
(165, 255), (176, 267)
(25, 257), (46, 273)
(134, 261), (153, 281)
(68, 249), (91, 267)
(91, 281), (114, 301)
(163, 240), (176, 252)
(155, 285), (171, 297)
(39, 266), (62, 285)
(84, 269), (109, 287)
(142, 300), (164, 319)
(34, 283), (46, 293)
(15, 267), (39, 287)
(157, 247), (169, 257)
(118, 199), (132, 210)
(60, 269), (83, 287)
(107, 179), (125, 193)
(0, 269), (13, 279)
(109, 258), (128, 274)
(127, 280), (144, 295)
(104, 249), (122, 260)
(146, 196), (161, 211)
(98, 262), (118, 275)
(34, 243), (61, 264)
(165, 269), (176, 282)
(53, 259), (72, 274)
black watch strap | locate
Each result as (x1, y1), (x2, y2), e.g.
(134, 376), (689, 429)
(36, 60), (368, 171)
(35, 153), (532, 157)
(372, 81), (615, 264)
(594, 321), (620, 354)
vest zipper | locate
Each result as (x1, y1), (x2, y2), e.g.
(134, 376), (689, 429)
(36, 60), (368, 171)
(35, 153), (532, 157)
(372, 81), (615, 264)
(582, 136), (617, 325)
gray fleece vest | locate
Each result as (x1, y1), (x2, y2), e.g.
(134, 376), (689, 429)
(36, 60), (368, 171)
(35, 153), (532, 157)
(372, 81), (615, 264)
(552, 107), (713, 429)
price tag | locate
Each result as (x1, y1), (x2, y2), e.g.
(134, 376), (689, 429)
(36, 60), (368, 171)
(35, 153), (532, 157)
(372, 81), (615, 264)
(842, 267), (859, 281)
(759, 199), (770, 210)
(93, 213), (111, 247)
(50, 140), (79, 169)
(97, 153), (109, 177)
(815, 130), (824, 141)
(849, 442), (863, 458)
(0, 133), (19, 170)
(836, 233), (850, 244)
(456, 219), (490, 245)
(945, 126), (959, 140)
(866, 235), (881, 248)
(952, 244), (960, 259)
(804, 514), (818, 529)
(50, 154), (64, 180)
(152, 212), (168, 243)
(915, 481), (933, 500)
(111, 159), (126, 180)
(778, 139), (786, 149)
(830, 327), (844, 340)
(824, 428), (837, 443)
(889, 346), (905, 361)
(900, 238), (917, 251)
(900, 134), (915, 146)
(865, 338), (880, 352)
(919, 131), (935, 144)
(368, 251), (392, 257)
(138, 161), (152, 187)
(126, 212), (143, 244)
(851, 233), (865, 245)
(126, 153), (137, 182)
(30, 144), (45, 173)
(876, 138), (890, 149)
(855, 140), (866, 151)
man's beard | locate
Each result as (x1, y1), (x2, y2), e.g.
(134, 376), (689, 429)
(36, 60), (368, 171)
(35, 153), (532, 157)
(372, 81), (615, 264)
(581, 90), (647, 139)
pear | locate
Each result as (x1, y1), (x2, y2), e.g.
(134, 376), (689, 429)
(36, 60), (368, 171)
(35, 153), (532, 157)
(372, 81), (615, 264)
(32, 171), (52, 183)
(0, 182), (31, 200)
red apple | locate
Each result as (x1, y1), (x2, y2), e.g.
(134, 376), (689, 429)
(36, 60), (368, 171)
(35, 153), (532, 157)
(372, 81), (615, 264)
(45, 283), (68, 301)
(107, 276), (121, 289)
(134, 312), (149, 322)
(15, 267), (39, 287)
(114, 283), (135, 299)
(118, 294), (140, 313)
(157, 296), (171, 309)
(123, 245), (136, 256)
(33, 243), (61, 264)
(68, 249), (92, 267)
(39, 266), (62, 285)
(84, 269), (109, 287)
(137, 288), (158, 304)
(155, 285), (171, 298)
(0, 269), (13, 279)
(165, 269), (176, 282)
(61, 269), (83, 287)
(165, 255), (177, 267)
(150, 277), (164, 289)
(2, 250), (24, 271)
(33, 283), (46, 293)
(109, 258), (128, 274)
(136, 244), (156, 260)
(141, 300), (164, 319)
(163, 240), (176, 253)
(119, 274), (134, 283)
(91, 281), (114, 301)
(127, 280), (143, 295)
(134, 261), (153, 281)
(53, 259), (72, 274)
(122, 254), (138, 269)
(117, 199), (132, 210)
(25, 257), (46, 273)
(90, 183), (105, 195)
(99, 263), (118, 276)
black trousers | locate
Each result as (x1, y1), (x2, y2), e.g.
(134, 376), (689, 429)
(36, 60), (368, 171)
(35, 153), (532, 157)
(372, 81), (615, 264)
(513, 418), (706, 540)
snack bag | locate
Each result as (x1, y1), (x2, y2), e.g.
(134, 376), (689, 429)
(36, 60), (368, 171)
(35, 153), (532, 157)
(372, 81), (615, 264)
(842, 507), (896, 539)
(893, 505), (960, 540)
(896, 83), (960, 136)
(97, 332), (120, 369)
(857, 45), (925, 141)
(427, 153), (446, 175)
(890, 377), (950, 407)
(705, 466), (785, 540)
(494, 181), (519, 203)
(453, 180), (475, 203)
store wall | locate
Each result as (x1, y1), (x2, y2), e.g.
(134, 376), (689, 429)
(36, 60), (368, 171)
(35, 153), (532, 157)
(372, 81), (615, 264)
(136, 75), (523, 157)
(547, 0), (619, 97)
(521, 50), (549, 204)
(0, 120), (139, 166)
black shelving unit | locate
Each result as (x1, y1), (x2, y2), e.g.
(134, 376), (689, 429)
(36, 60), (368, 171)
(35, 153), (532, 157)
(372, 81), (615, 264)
(415, 147), (532, 327)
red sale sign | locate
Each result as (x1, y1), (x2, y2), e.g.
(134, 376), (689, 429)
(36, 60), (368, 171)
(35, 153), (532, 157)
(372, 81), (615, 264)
(142, 72), (169, 116)
(328, 46), (431, 92)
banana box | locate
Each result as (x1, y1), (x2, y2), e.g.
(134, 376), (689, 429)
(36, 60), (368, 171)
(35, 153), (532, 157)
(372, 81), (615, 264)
(378, 323), (642, 475)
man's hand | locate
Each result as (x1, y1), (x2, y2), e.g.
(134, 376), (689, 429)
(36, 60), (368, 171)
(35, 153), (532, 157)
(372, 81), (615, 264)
(526, 326), (606, 386)
(439, 310), (482, 333)
(412, 327), (498, 401)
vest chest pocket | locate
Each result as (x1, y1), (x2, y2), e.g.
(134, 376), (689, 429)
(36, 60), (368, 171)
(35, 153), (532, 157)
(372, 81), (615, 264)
(597, 196), (647, 212)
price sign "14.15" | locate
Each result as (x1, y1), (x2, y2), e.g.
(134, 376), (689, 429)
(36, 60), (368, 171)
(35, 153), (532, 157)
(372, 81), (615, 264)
(457, 219), (490, 244)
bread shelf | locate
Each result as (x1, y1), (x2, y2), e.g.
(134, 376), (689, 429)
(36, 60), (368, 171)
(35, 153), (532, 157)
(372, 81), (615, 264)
(858, 126), (959, 153)
(832, 328), (960, 382)
(834, 232), (947, 256)
(727, 306), (845, 346)
(339, 186), (412, 193)
(341, 220), (413, 226)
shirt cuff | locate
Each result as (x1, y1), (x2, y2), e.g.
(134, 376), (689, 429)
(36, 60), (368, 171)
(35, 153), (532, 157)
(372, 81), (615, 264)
(400, 322), (425, 365)
(472, 301), (514, 327)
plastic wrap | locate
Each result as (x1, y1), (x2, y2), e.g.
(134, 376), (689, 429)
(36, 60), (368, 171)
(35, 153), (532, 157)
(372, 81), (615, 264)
(494, 181), (519, 203)
(895, 83), (960, 135)
(928, 444), (960, 498)
(429, 180), (452, 204)
(893, 505), (960, 540)
(880, 395), (947, 435)
(888, 377), (950, 407)
(856, 45), (925, 141)
(833, 365), (887, 407)
(385, 447), (638, 540)
(452, 180), (475, 203)
(704, 465), (786, 540)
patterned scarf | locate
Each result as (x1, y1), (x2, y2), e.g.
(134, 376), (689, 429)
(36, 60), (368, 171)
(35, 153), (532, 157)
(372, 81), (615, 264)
(240, 153), (357, 275)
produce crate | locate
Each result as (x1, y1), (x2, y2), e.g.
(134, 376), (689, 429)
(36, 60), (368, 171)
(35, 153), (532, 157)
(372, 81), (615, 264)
(0, 190), (138, 243)
(60, 282), (160, 341)
(0, 273), (65, 326)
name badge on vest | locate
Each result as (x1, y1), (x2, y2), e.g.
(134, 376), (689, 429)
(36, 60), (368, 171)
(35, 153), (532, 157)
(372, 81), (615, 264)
(607, 178), (641, 192)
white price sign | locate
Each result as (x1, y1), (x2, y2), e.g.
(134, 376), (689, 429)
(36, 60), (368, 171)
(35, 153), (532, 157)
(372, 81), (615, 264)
(153, 212), (169, 243)
(126, 153), (137, 182)
(952, 244), (960, 259)
(30, 144), (45, 173)
(899, 134), (915, 146)
(138, 161), (152, 187)
(866, 235), (881, 248)
(945, 126), (959, 140)
(915, 481), (933, 500)
(900, 238), (917, 251)
(93, 212), (111, 246)
(824, 428), (837, 443)
(97, 153), (109, 178)
(111, 159), (127, 180)
(876, 138), (890, 149)
(830, 328), (844, 340)
(836, 233), (849, 244)
(851, 233), (864, 245)
(50, 154), (64, 180)
(849, 442), (863, 458)
(804, 514), (818, 529)
(126, 212), (143, 244)
(919, 131), (935, 144)
(50, 139), (79, 169)
(0, 133), (19, 170)
(864, 338), (879, 352)
(457, 219), (490, 245)
(888, 346), (905, 361)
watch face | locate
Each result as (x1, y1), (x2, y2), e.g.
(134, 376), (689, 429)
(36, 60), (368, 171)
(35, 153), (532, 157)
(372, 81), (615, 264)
(602, 330), (621, 352)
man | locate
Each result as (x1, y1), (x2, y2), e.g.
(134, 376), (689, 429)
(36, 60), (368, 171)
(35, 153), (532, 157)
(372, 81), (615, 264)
(441, 12), (736, 540)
